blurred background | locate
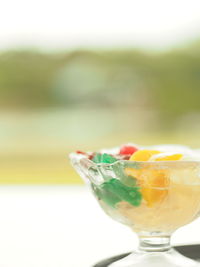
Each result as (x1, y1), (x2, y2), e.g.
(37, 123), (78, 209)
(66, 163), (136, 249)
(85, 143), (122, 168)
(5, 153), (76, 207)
(2, 1), (200, 267)
(1, 0), (200, 184)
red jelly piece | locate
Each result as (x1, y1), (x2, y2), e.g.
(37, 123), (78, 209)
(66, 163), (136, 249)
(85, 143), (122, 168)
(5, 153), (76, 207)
(76, 150), (94, 160)
(119, 145), (138, 155)
(76, 150), (86, 155)
(88, 153), (95, 160)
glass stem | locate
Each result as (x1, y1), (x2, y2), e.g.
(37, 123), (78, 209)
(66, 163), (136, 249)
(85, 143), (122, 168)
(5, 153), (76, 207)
(138, 234), (171, 252)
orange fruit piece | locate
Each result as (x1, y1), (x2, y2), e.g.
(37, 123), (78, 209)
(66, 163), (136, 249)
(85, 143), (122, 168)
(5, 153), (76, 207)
(140, 170), (169, 207)
(127, 149), (183, 207)
(126, 149), (161, 179)
(142, 153), (183, 206)
(129, 149), (161, 161)
(126, 150), (160, 182)
(127, 149), (169, 207)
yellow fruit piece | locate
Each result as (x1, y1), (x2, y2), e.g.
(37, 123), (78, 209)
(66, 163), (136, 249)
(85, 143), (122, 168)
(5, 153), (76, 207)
(130, 150), (161, 161)
(126, 149), (161, 179)
(153, 153), (183, 161)
(141, 170), (169, 207)
(127, 149), (169, 207)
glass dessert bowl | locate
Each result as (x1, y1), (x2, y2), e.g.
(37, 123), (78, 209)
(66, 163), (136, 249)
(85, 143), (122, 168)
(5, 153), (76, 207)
(70, 145), (200, 267)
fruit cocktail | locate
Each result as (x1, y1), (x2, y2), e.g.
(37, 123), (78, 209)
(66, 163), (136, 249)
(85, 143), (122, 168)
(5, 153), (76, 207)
(70, 144), (200, 267)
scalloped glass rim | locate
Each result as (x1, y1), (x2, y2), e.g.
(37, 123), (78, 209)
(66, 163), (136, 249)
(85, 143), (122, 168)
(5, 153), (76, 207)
(69, 152), (200, 168)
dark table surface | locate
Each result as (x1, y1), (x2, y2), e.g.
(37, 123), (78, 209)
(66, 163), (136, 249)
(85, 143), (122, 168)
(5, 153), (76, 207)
(94, 244), (200, 267)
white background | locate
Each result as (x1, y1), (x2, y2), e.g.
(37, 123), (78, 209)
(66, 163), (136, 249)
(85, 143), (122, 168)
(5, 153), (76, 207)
(0, 185), (199, 267)
(0, 0), (200, 50)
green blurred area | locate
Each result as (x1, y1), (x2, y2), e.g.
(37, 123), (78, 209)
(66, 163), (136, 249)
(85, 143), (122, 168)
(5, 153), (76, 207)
(1, 41), (200, 183)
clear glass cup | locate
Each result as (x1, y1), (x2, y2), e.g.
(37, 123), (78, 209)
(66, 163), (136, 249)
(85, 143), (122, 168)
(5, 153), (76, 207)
(70, 152), (200, 267)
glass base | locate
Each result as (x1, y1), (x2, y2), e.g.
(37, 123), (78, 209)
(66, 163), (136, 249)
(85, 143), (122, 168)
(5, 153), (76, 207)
(109, 248), (200, 267)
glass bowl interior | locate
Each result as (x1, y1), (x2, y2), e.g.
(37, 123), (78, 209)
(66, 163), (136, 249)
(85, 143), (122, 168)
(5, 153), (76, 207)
(70, 152), (200, 233)
(69, 152), (200, 267)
